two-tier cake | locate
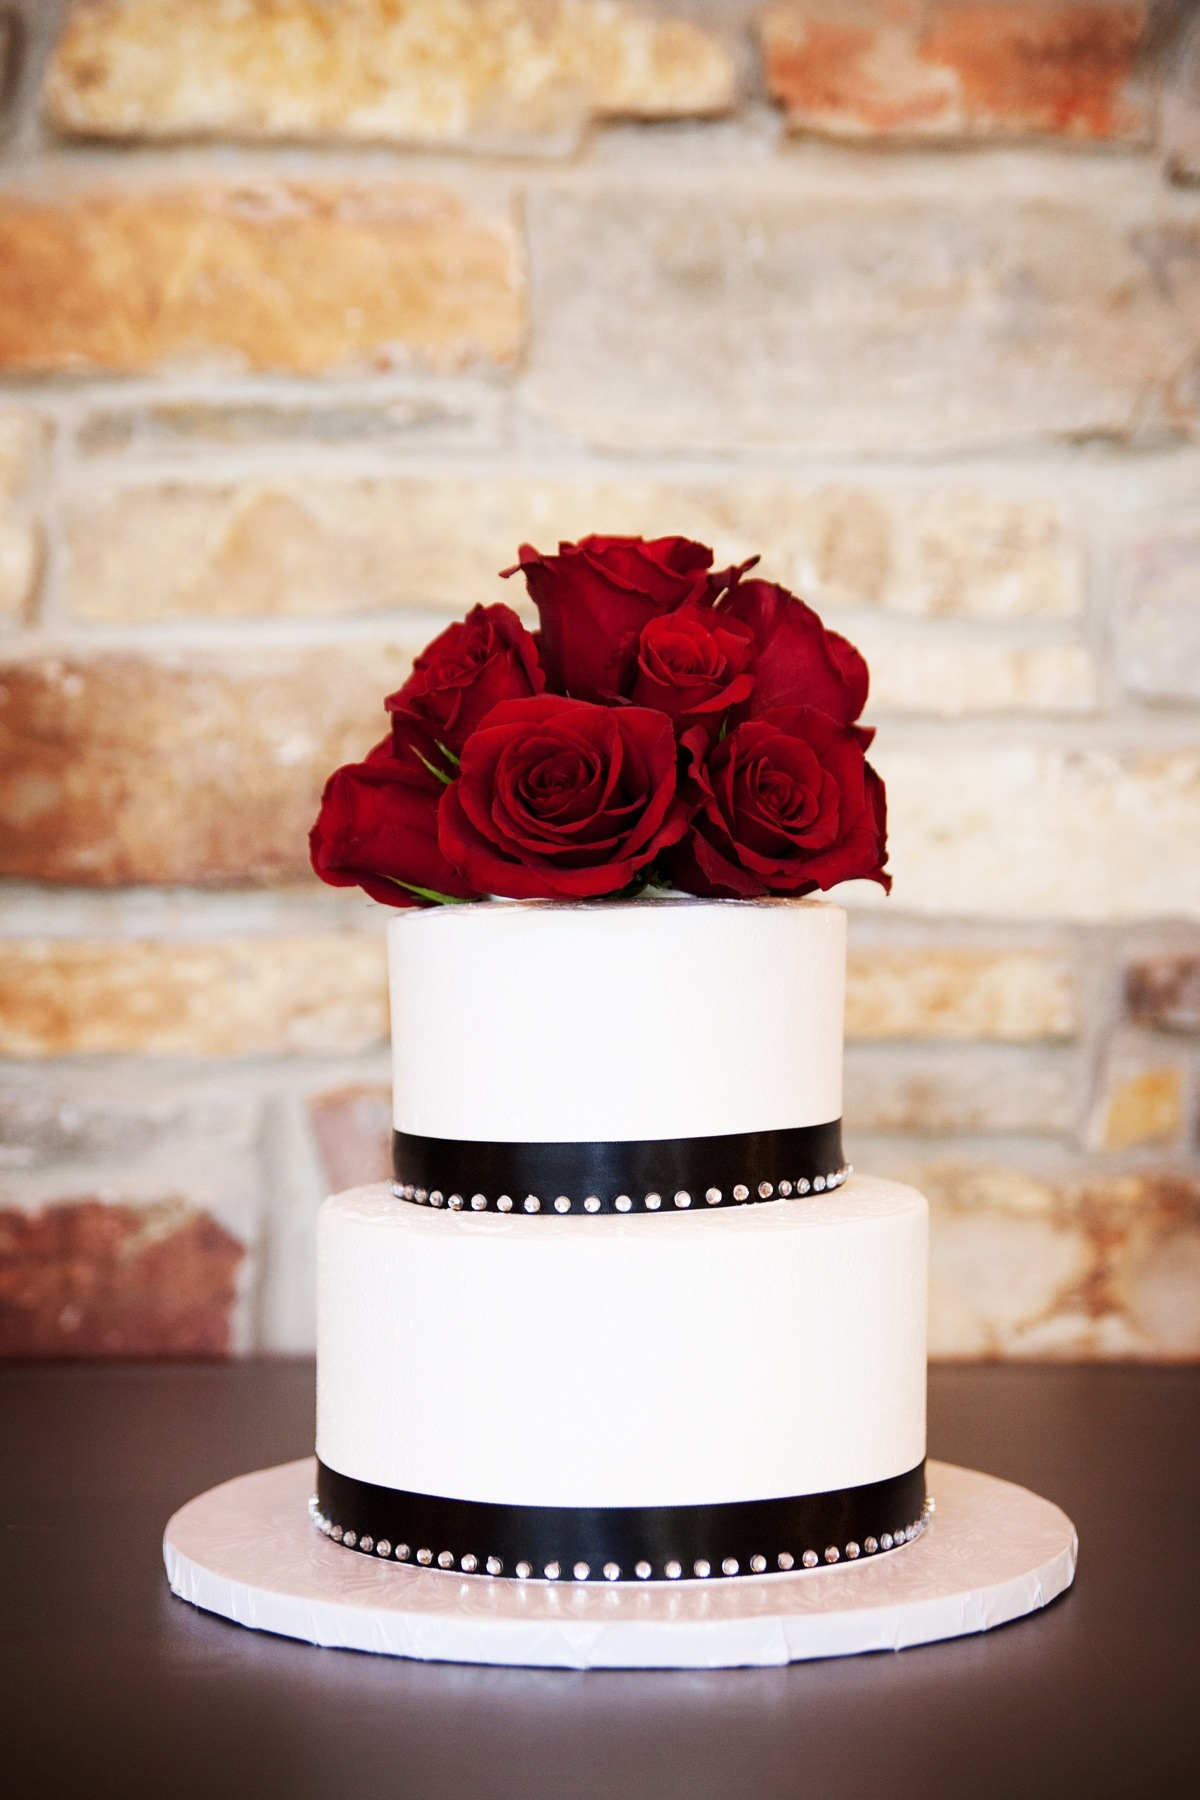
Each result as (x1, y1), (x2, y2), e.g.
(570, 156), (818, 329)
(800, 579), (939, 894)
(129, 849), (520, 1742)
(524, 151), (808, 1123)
(312, 895), (930, 1583)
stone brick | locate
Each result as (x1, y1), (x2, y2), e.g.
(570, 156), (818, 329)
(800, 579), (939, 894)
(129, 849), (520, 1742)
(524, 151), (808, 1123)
(0, 180), (522, 375)
(875, 741), (1200, 920)
(761, 1), (1151, 144)
(1162, 8), (1200, 182)
(58, 472), (1084, 625)
(844, 1044), (1076, 1133)
(525, 170), (1200, 453)
(0, 638), (423, 884)
(856, 627), (1096, 715)
(1116, 527), (1200, 703)
(308, 1083), (392, 1193)
(0, 13), (12, 115)
(0, 411), (48, 626)
(43, 0), (735, 147)
(0, 936), (388, 1055)
(1127, 954), (1200, 1031)
(0, 1067), (262, 1165)
(903, 1160), (1200, 1357)
(845, 947), (1076, 1039)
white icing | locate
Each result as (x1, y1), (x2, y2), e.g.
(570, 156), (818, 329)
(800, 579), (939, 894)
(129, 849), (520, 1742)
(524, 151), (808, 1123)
(389, 897), (845, 1142)
(316, 1175), (927, 1509)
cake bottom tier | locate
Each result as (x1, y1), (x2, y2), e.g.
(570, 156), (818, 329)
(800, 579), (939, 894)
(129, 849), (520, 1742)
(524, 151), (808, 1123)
(316, 1173), (928, 1581)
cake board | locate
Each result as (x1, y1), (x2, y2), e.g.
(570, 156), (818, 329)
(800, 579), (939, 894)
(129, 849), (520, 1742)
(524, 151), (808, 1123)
(163, 1458), (1077, 1669)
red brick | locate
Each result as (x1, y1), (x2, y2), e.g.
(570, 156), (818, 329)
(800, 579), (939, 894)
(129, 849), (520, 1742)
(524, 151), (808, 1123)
(761, 1), (1150, 143)
(0, 1199), (245, 1358)
(0, 180), (523, 375)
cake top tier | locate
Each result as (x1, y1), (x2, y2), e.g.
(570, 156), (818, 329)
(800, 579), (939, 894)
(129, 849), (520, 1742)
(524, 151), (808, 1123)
(389, 896), (844, 1144)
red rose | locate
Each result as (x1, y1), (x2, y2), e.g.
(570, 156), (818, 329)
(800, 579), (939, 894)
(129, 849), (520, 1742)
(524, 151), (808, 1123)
(310, 738), (479, 907)
(438, 695), (689, 899)
(385, 602), (543, 769)
(629, 604), (756, 733)
(504, 535), (716, 702)
(717, 579), (868, 725)
(666, 708), (890, 899)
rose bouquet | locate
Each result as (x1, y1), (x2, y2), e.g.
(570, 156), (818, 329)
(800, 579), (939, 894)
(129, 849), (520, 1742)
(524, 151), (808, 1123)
(310, 534), (890, 906)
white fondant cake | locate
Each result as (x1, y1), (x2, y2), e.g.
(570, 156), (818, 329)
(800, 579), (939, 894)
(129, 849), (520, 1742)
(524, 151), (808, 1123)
(315, 897), (930, 1580)
(318, 1175), (926, 1509)
(388, 896), (845, 1142)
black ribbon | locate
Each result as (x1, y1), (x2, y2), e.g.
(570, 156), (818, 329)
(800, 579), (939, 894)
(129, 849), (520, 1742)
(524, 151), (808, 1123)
(314, 1458), (927, 1582)
(391, 1121), (846, 1216)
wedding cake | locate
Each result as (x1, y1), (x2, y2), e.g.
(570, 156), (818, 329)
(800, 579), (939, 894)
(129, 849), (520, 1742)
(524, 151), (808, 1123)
(307, 533), (929, 1584)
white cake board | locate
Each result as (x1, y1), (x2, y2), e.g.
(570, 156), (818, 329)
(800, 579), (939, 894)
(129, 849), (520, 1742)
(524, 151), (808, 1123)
(163, 1458), (1076, 1670)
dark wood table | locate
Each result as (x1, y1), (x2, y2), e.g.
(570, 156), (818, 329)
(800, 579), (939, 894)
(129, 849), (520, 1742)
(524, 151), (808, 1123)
(1, 1362), (1196, 1799)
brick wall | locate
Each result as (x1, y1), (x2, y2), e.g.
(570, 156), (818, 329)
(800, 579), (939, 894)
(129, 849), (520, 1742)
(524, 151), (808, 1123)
(2, 0), (1200, 1359)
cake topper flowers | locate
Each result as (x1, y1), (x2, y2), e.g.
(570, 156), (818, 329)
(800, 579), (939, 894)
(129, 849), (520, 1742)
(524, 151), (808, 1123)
(310, 535), (890, 906)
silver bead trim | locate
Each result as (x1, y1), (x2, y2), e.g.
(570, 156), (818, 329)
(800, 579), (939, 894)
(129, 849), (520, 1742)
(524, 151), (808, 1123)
(390, 1166), (852, 1217)
(314, 1487), (930, 1582)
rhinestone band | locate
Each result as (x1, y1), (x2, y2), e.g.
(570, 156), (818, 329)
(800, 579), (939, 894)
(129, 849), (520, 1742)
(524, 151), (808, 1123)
(389, 1165), (852, 1216)
(309, 1494), (934, 1582)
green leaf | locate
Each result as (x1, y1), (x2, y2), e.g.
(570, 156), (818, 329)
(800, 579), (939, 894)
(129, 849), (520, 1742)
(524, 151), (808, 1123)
(378, 875), (476, 907)
(407, 743), (453, 787)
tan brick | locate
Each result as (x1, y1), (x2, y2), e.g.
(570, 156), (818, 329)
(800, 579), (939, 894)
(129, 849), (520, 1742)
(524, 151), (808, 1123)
(0, 935), (388, 1056)
(0, 412), (49, 626)
(0, 180), (522, 375)
(907, 1162), (1200, 1358)
(875, 741), (1200, 920)
(844, 1044), (1076, 1133)
(42, 0), (734, 146)
(845, 947), (1076, 1040)
(1099, 1068), (1185, 1151)
(60, 473), (1085, 624)
(1086, 1045), (1187, 1152)
(761, 1), (1150, 144)
(792, 487), (1082, 620)
(1116, 526), (1200, 703)
(0, 638), (423, 884)
(857, 628), (1097, 715)
(526, 170), (1200, 453)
